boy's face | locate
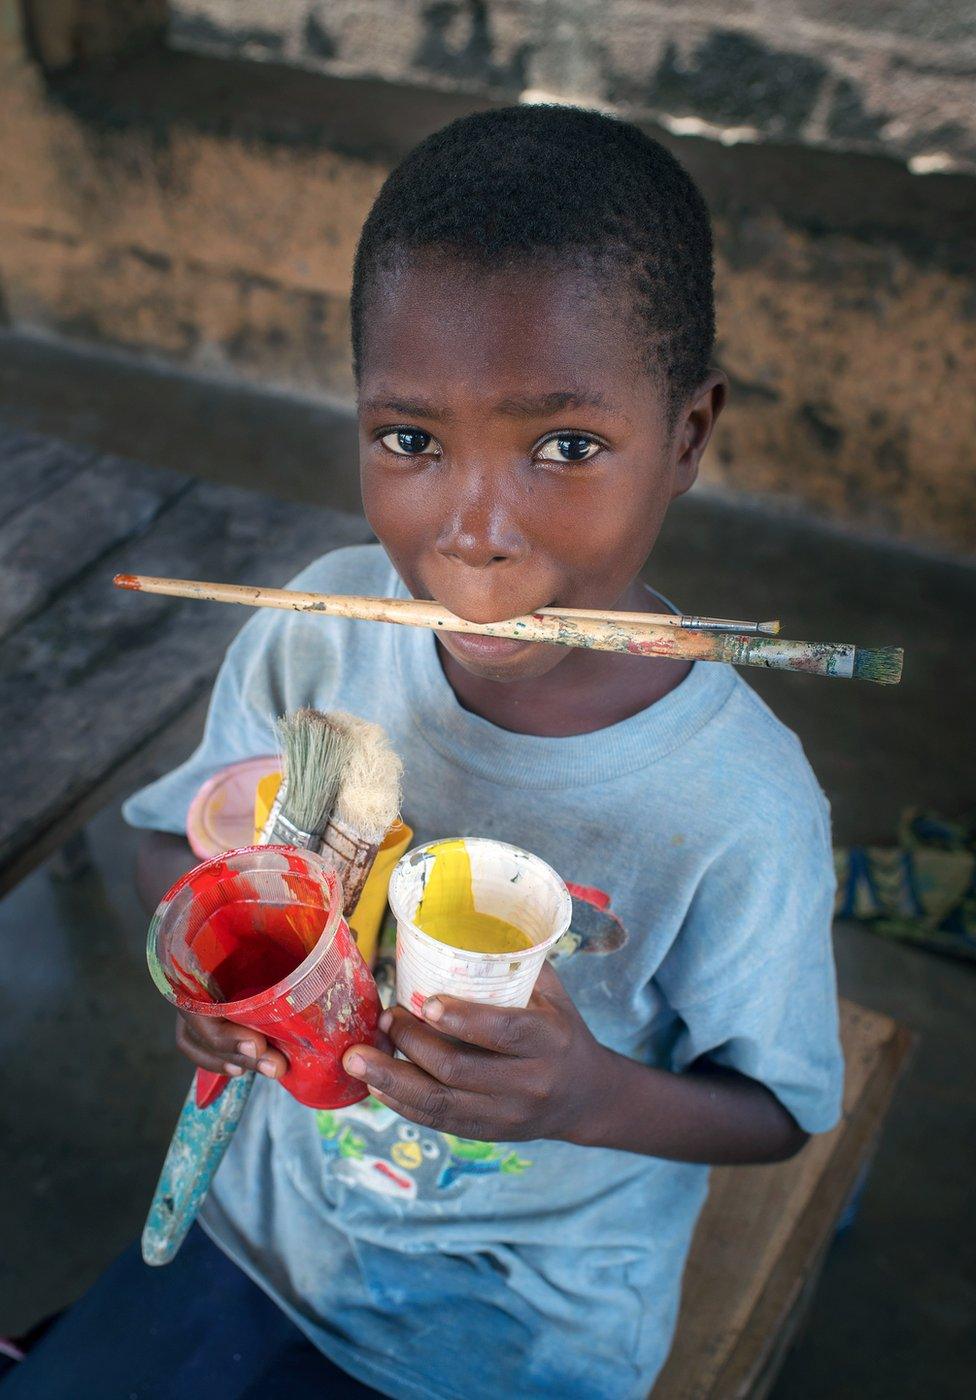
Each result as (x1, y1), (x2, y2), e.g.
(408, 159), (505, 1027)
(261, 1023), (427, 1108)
(358, 254), (718, 683)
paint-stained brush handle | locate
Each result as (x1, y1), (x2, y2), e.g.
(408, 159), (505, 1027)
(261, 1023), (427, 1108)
(115, 575), (903, 684)
(142, 1070), (254, 1265)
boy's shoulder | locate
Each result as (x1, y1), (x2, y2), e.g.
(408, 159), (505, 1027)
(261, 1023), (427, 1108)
(695, 672), (831, 843)
(220, 543), (395, 696)
(286, 542), (397, 597)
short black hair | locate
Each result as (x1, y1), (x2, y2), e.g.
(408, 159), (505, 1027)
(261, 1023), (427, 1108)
(350, 104), (715, 416)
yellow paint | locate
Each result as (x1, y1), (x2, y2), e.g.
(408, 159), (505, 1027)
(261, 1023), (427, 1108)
(253, 770), (281, 839)
(416, 839), (531, 955)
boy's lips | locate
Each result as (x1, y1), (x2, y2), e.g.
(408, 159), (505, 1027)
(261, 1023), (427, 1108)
(439, 630), (533, 664)
(432, 595), (559, 666)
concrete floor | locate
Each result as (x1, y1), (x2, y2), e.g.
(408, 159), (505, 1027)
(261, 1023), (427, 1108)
(1, 334), (974, 1396)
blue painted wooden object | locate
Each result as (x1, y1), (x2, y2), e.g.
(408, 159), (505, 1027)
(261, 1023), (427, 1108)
(141, 1071), (255, 1266)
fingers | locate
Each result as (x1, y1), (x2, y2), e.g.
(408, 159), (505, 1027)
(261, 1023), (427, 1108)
(341, 1042), (480, 1133)
(175, 1013), (288, 1080)
(374, 1006), (499, 1092)
(417, 994), (547, 1056)
(530, 960), (567, 999)
(404, 961), (571, 1055)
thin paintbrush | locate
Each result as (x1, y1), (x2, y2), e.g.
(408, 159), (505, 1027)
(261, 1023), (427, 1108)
(540, 605), (779, 634)
(114, 574), (774, 635)
(115, 575), (904, 685)
(142, 709), (401, 1266)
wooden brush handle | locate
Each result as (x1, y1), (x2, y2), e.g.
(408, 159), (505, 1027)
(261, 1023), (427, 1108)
(116, 576), (765, 647)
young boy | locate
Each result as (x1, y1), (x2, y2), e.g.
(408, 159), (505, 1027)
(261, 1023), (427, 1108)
(5, 105), (842, 1399)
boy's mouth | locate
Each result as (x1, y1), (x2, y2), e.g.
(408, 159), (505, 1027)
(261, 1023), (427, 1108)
(438, 630), (533, 666)
(431, 593), (562, 671)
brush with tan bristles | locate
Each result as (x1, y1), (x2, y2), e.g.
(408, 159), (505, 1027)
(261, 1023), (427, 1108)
(115, 574), (904, 685)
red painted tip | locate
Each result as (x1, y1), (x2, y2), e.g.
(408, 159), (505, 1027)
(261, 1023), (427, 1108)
(114, 573), (142, 591)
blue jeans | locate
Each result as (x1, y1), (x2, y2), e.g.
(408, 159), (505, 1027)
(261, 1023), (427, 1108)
(0, 1226), (382, 1399)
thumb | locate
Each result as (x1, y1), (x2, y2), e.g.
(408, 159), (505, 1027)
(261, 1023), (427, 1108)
(531, 959), (569, 1003)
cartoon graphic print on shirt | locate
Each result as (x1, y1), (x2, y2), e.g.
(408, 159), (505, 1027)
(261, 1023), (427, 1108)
(317, 1097), (532, 1200)
(317, 881), (628, 1201)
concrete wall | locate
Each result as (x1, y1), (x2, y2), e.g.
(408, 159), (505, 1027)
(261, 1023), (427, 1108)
(171, 1), (976, 174)
(2, 0), (974, 556)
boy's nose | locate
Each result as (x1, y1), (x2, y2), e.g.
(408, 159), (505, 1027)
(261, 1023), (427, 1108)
(436, 500), (525, 570)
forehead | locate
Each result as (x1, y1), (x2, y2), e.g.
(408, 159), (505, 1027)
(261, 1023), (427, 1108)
(359, 253), (651, 404)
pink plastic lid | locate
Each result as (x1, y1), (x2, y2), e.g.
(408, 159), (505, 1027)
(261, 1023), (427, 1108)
(185, 755), (279, 859)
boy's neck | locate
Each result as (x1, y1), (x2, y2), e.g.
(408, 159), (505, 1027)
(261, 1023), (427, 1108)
(437, 580), (692, 738)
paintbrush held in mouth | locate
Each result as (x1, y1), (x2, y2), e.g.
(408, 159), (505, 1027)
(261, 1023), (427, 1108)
(114, 575), (903, 685)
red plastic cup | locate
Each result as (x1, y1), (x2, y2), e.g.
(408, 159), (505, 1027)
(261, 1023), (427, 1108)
(147, 845), (379, 1109)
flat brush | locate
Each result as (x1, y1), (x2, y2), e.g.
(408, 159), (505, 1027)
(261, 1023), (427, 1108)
(114, 575), (904, 685)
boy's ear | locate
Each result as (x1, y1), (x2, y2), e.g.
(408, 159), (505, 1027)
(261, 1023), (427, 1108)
(672, 371), (728, 498)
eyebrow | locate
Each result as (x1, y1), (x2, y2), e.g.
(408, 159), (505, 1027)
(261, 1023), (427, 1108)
(494, 389), (621, 418)
(360, 394), (451, 423)
(361, 389), (623, 422)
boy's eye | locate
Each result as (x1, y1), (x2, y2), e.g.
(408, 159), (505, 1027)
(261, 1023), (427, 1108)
(536, 435), (601, 463)
(380, 428), (439, 456)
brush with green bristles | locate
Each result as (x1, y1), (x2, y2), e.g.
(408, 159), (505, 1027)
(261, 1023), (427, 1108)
(260, 708), (351, 850)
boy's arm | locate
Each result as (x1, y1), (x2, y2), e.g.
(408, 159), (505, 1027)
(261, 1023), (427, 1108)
(343, 963), (810, 1166)
(567, 1045), (809, 1163)
(135, 830), (197, 914)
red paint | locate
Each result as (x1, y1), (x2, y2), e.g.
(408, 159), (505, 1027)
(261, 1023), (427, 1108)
(626, 637), (677, 656)
(195, 1069), (229, 1109)
(565, 881), (611, 911)
(113, 573), (143, 590)
(374, 1161), (412, 1190)
(199, 900), (310, 1000)
(156, 848), (379, 1110)
(410, 990), (426, 1014)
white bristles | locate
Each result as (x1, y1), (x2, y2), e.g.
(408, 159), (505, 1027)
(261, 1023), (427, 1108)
(328, 712), (403, 841)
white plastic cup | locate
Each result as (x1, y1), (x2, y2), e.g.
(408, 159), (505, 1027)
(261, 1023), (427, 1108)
(388, 837), (572, 1014)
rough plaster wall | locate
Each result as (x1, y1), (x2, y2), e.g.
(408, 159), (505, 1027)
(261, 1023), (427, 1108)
(2, 3), (974, 554)
(171, 0), (976, 172)
(0, 61), (380, 396)
(710, 220), (974, 546)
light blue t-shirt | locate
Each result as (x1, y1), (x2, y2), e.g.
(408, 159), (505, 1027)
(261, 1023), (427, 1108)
(124, 544), (843, 1400)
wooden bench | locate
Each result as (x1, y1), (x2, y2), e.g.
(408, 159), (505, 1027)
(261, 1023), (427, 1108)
(1, 423), (911, 1394)
(655, 999), (912, 1398)
(0, 422), (372, 894)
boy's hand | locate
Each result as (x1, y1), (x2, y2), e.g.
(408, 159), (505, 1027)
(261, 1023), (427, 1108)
(175, 1011), (288, 1081)
(342, 963), (609, 1142)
